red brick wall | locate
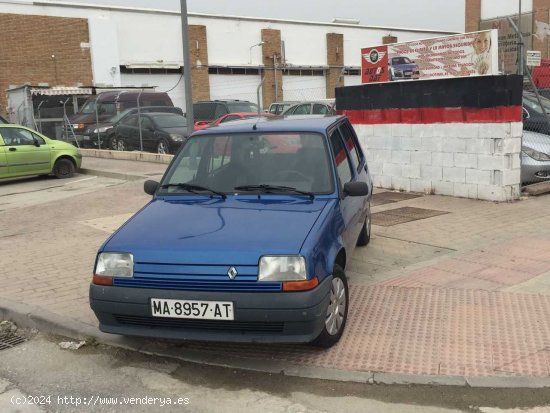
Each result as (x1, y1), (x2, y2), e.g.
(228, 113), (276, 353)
(188, 25), (210, 102)
(465, 0), (481, 32)
(326, 33), (344, 99)
(533, 0), (550, 58)
(0, 13), (93, 118)
(261, 29), (283, 109)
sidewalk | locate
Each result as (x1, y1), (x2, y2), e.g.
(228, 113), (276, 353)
(1, 156), (550, 387)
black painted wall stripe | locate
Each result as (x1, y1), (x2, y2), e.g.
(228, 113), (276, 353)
(335, 75), (523, 111)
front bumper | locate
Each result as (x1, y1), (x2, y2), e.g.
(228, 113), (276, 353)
(89, 276), (332, 343)
(521, 155), (550, 184)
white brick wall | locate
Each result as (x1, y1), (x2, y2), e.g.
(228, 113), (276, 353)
(354, 121), (522, 202)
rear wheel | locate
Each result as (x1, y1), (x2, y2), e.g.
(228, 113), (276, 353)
(357, 206), (371, 246)
(53, 158), (75, 179)
(157, 138), (170, 155)
(311, 265), (349, 348)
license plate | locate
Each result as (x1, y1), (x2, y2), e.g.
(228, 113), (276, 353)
(151, 298), (234, 320)
(405, 71), (412, 75)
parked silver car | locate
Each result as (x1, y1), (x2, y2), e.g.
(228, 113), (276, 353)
(282, 101), (336, 116)
(522, 130), (550, 184)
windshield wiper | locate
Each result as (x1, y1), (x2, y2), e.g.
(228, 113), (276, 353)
(234, 184), (314, 199)
(161, 183), (226, 199)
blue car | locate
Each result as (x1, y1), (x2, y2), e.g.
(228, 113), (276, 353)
(89, 115), (372, 347)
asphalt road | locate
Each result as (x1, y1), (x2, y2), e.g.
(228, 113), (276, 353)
(1, 331), (550, 413)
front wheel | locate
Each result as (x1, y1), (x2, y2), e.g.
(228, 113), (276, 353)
(116, 138), (126, 152)
(157, 138), (170, 155)
(311, 265), (349, 348)
(53, 158), (75, 179)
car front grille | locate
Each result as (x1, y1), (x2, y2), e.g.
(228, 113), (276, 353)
(113, 262), (282, 292)
(113, 314), (284, 333)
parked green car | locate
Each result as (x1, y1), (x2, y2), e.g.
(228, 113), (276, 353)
(0, 124), (82, 179)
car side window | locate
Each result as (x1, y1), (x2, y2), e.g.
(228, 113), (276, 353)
(294, 104), (311, 115)
(140, 117), (153, 130)
(329, 129), (353, 186)
(122, 115), (138, 127)
(214, 104), (228, 119)
(313, 104), (328, 115)
(32, 133), (46, 145)
(339, 122), (362, 170)
(0, 127), (37, 146)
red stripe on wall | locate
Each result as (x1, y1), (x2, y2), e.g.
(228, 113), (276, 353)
(337, 106), (522, 124)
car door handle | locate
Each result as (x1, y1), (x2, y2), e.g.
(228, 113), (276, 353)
(9, 147), (16, 152)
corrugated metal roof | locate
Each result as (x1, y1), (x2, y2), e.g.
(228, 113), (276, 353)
(31, 87), (93, 96)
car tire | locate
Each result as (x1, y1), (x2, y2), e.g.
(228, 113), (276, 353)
(109, 135), (118, 150)
(311, 265), (349, 348)
(157, 138), (170, 155)
(357, 207), (371, 247)
(117, 139), (126, 152)
(53, 158), (75, 179)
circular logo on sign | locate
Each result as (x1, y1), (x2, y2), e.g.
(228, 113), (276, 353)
(370, 50), (379, 63)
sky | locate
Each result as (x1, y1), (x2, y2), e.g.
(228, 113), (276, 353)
(63, 0), (465, 33)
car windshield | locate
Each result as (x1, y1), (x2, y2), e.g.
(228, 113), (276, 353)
(523, 93), (550, 114)
(153, 114), (187, 128)
(161, 132), (333, 195)
(392, 57), (412, 65)
(226, 102), (260, 112)
(79, 99), (97, 114)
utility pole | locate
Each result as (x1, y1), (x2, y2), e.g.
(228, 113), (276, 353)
(180, 0), (194, 136)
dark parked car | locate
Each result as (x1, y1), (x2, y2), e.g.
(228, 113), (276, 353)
(90, 115), (372, 348)
(82, 106), (184, 149)
(113, 112), (188, 154)
(389, 56), (420, 81)
(193, 100), (259, 128)
(70, 90), (174, 140)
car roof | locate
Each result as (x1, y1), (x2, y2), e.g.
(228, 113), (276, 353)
(192, 115), (344, 136)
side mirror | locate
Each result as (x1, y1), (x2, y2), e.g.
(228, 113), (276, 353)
(144, 180), (159, 195)
(343, 181), (369, 197)
(33, 137), (40, 147)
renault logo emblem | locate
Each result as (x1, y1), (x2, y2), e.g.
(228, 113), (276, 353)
(227, 266), (238, 280)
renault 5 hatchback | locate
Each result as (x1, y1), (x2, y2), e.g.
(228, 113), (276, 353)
(90, 115), (372, 347)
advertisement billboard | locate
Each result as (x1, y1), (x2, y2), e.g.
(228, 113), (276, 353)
(361, 30), (499, 84)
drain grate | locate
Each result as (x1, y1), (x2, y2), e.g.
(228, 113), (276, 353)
(371, 191), (422, 206)
(0, 333), (26, 351)
(372, 206), (449, 227)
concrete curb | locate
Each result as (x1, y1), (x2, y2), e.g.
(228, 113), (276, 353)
(80, 149), (173, 164)
(2, 299), (550, 388)
(78, 167), (150, 182)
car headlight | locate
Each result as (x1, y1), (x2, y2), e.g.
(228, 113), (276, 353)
(258, 256), (306, 281)
(522, 146), (550, 161)
(170, 133), (185, 142)
(93, 126), (113, 134)
(95, 252), (133, 278)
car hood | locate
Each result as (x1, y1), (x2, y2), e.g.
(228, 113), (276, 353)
(523, 130), (550, 153)
(162, 126), (188, 135)
(103, 197), (329, 264)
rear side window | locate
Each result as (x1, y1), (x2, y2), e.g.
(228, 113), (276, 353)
(329, 129), (353, 185)
(194, 103), (216, 121)
(339, 122), (362, 170)
(214, 104), (228, 119)
(313, 104), (328, 115)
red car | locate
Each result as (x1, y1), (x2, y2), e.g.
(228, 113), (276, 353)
(194, 112), (273, 131)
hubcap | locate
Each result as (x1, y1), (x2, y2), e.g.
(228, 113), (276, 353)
(117, 140), (125, 151)
(325, 277), (347, 336)
(158, 141), (168, 154)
